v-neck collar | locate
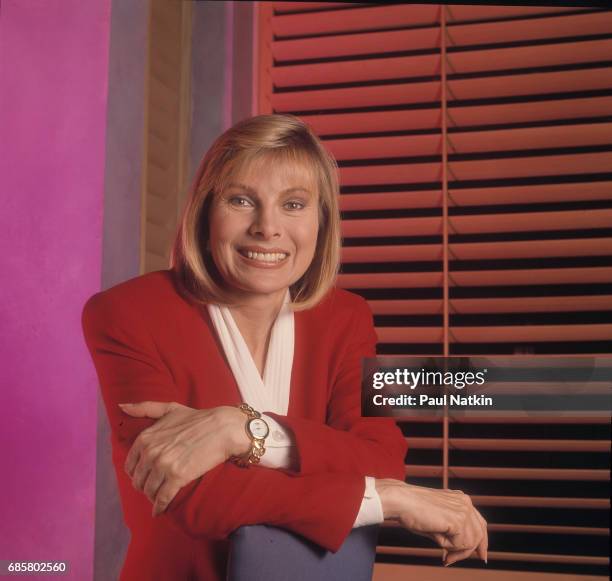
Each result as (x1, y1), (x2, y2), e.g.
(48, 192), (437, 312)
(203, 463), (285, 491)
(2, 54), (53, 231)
(206, 292), (295, 415)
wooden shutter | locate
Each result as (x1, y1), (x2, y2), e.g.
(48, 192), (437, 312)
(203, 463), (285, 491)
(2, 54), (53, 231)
(258, 3), (611, 579)
(141, 0), (192, 274)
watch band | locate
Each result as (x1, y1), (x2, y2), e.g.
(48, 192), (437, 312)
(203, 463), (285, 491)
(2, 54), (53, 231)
(232, 403), (268, 468)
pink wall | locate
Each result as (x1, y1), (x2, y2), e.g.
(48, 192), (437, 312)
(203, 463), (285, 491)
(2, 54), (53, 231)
(0, 1), (111, 578)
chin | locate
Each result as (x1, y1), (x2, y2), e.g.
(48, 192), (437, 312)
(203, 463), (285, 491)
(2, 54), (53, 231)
(229, 277), (291, 297)
(243, 284), (290, 297)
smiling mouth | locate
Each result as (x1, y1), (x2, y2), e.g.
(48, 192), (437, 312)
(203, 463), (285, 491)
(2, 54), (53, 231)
(238, 249), (289, 264)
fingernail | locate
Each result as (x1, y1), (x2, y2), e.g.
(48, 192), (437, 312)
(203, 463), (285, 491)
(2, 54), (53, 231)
(118, 403), (132, 408)
(484, 558), (488, 565)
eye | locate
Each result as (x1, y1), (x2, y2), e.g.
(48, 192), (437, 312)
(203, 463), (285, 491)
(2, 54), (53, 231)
(284, 200), (305, 211)
(228, 196), (253, 208)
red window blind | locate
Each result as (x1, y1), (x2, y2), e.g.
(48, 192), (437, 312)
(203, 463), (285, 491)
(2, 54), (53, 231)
(257, 3), (611, 578)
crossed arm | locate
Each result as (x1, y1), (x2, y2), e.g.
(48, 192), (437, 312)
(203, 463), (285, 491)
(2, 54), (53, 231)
(82, 290), (487, 564)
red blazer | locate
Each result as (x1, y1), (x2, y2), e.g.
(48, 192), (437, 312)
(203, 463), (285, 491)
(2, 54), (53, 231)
(82, 270), (407, 581)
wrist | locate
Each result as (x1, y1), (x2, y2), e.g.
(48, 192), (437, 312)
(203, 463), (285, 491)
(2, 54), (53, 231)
(375, 478), (407, 520)
(224, 406), (251, 457)
(230, 403), (269, 467)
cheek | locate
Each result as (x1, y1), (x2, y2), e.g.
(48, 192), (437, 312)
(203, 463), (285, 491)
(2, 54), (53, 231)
(294, 219), (319, 259)
(209, 212), (238, 249)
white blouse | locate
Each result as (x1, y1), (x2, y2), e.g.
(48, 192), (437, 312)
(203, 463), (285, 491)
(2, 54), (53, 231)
(207, 296), (383, 529)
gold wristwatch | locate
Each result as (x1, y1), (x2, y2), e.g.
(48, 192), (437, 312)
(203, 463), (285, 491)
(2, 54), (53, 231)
(232, 403), (269, 468)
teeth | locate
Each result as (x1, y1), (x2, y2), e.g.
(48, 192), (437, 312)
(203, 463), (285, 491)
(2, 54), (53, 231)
(245, 251), (287, 263)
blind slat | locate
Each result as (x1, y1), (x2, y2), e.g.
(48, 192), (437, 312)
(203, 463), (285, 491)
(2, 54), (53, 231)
(448, 38), (612, 75)
(450, 267), (612, 286)
(339, 153), (612, 186)
(450, 239), (612, 260)
(405, 465), (610, 481)
(450, 208), (612, 234)
(338, 272), (442, 288)
(343, 268), (612, 288)
(487, 524), (609, 536)
(472, 495), (610, 508)
(451, 295), (612, 314)
(451, 324), (612, 343)
(340, 163), (441, 186)
(328, 133), (441, 160)
(304, 109), (442, 136)
(448, 67), (612, 100)
(341, 190), (443, 211)
(272, 4), (440, 38)
(272, 54), (440, 88)
(448, 122), (612, 154)
(383, 520), (610, 535)
(449, 181), (612, 206)
(378, 546), (610, 565)
(446, 5), (589, 22)
(448, 96), (612, 128)
(369, 299), (443, 315)
(329, 123), (612, 159)
(274, 67), (612, 111)
(343, 244), (442, 262)
(272, 80), (441, 112)
(377, 327), (443, 344)
(449, 152), (612, 181)
(343, 216), (441, 237)
(407, 437), (611, 452)
(274, 27), (440, 62)
(447, 11), (612, 47)
(450, 466), (610, 481)
(273, 2), (360, 14)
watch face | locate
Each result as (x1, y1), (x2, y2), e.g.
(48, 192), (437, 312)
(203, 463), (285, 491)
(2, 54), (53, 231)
(248, 418), (269, 439)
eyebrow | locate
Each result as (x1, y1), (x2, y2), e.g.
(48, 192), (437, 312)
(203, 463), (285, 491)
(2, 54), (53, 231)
(225, 182), (313, 196)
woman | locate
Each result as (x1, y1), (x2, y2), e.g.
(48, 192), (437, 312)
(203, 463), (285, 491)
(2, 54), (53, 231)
(83, 114), (487, 580)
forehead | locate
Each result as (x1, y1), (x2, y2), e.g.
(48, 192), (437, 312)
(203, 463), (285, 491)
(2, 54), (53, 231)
(220, 151), (319, 193)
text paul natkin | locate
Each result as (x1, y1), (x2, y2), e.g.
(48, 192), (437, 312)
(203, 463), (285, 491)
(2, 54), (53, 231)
(370, 368), (494, 408)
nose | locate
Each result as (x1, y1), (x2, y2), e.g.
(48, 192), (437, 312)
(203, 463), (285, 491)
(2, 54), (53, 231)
(248, 205), (281, 240)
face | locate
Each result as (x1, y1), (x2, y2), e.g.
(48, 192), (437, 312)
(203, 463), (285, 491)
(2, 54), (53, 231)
(207, 156), (320, 303)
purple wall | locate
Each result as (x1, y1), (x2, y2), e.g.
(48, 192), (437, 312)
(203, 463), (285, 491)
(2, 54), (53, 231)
(0, 1), (111, 579)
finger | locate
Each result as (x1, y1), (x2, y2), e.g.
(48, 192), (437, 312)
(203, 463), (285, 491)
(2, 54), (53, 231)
(463, 507), (487, 563)
(430, 533), (455, 550)
(475, 511), (488, 563)
(118, 401), (177, 419)
(131, 454), (152, 492)
(124, 441), (141, 477)
(152, 481), (181, 517)
(143, 469), (166, 504)
(445, 547), (474, 567)
(443, 515), (480, 554)
(445, 510), (484, 566)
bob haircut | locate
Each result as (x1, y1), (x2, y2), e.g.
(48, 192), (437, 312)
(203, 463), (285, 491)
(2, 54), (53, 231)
(171, 114), (341, 311)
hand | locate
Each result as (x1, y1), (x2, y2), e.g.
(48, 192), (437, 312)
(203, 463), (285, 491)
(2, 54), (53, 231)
(376, 479), (488, 567)
(120, 401), (250, 516)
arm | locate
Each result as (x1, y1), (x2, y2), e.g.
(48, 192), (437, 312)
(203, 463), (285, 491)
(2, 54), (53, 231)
(82, 290), (365, 551)
(260, 417), (383, 528)
(267, 296), (407, 481)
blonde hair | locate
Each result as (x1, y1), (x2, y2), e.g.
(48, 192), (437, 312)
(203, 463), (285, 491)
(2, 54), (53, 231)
(171, 114), (341, 311)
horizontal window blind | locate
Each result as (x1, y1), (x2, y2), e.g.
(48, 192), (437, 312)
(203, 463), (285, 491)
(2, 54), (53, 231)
(258, 3), (611, 578)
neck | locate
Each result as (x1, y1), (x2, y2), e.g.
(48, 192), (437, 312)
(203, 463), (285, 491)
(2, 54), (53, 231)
(227, 290), (288, 359)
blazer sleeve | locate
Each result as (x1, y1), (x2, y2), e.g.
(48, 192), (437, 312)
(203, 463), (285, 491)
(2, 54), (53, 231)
(82, 290), (365, 551)
(266, 297), (407, 481)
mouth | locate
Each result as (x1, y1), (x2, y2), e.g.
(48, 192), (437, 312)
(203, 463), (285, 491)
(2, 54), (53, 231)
(237, 248), (289, 265)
